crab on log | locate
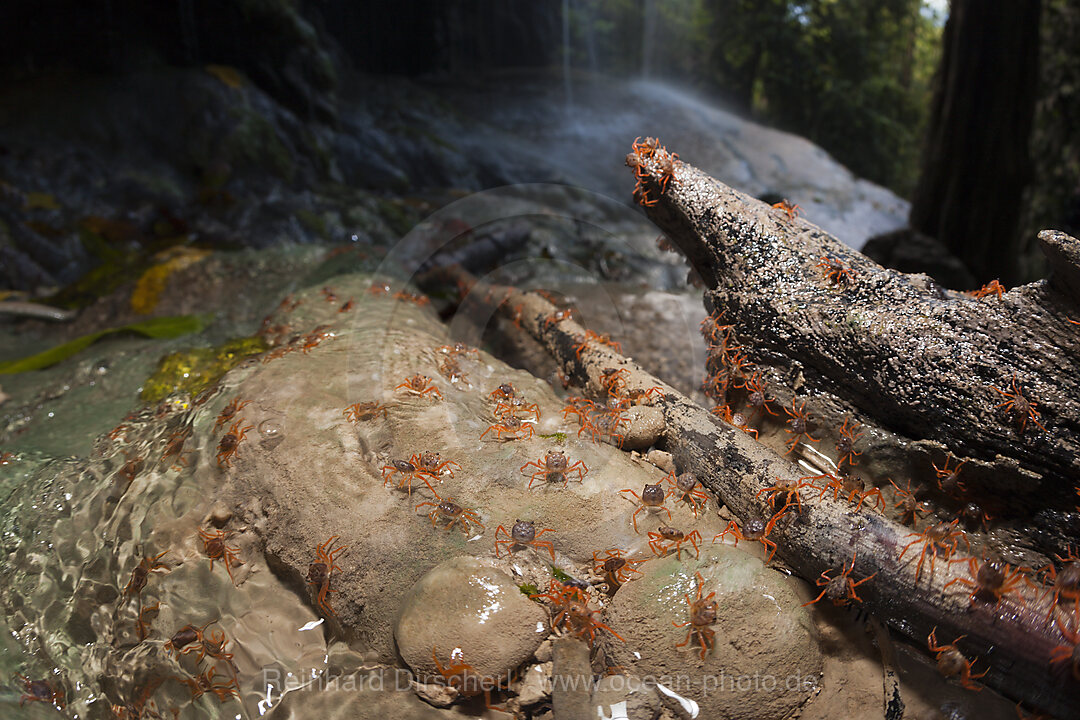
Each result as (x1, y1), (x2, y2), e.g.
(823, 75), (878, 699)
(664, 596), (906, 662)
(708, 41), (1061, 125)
(419, 202), (1080, 716)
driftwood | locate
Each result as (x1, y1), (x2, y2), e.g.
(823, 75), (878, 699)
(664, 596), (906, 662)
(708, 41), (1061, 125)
(635, 156), (1080, 512)
(423, 208), (1080, 715)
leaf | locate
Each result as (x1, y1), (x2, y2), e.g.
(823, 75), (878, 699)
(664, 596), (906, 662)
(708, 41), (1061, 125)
(205, 64), (246, 89)
(130, 248), (212, 314)
(0, 315), (210, 374)
(24, 192), (60, 210)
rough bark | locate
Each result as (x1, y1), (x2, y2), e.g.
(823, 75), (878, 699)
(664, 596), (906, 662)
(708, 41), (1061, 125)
(909, 0), (1042, 285)
(642, 161), (1080, 514)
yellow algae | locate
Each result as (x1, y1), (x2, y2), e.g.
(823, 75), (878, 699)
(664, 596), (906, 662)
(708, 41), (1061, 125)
(130, 247), (212, 314)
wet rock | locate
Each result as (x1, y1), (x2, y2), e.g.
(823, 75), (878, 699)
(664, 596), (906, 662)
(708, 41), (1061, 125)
(394, 556), (547, 682)
(514, 661), (553, 706)
(621, 404), (665, 450)
(604, 545), (822, 720)
(645, 449), (676, 474)
(592, 674), (662, 720)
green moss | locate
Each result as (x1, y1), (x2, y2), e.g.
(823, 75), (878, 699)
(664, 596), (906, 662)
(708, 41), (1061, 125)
(539, 432), (567, 442)
(141, 336), (267, 402)
(376, 199), (419, 237)
(519, 582), (539, 597)
(551, 566), (572, 583)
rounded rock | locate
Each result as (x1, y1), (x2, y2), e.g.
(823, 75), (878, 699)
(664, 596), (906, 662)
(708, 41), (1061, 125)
(395, 556), (548, 682)
(603, 544), (822, 720)
(621, 405), (665, 450)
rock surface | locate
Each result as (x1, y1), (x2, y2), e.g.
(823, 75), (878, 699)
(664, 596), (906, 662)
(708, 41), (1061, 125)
(603, 545), (822, 720)
(394, 556), (548, 682)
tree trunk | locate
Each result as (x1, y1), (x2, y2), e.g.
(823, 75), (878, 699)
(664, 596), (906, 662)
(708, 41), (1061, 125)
(909, 0), (1041, 286)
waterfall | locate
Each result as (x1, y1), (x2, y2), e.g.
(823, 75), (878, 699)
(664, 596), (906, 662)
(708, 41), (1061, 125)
(563, 0), (573, 110)
(642, 0), (657, 78)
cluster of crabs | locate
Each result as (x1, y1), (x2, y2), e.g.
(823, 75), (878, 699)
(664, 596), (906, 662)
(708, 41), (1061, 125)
(693, 291), (1080, 695)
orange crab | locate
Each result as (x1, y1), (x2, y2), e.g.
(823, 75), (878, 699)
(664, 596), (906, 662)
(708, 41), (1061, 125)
(619, 483), (672, 533)
(899, 520), (970, 582)
(665, 471), (709, 517)
(181, 666), (240, 702)
(395, 374), (443, 400)
(14, 674), (65, 710)
(198, 528), (241, 584)
(742, 371), (778, 419)
(783, 399), (819, 453)
(969, 279), (1005, 300)
(648, 526), (702, 560)
(531, 579), (622, 647)
(927, 628), (987, 690)
(216, 419), (253, 467)
(343, 401), (389, 422)
(802, 549), (876, 607)
(416, 494), (484, 535)
(214, 396), (251, 432)
(889, 479), (930, 526)
(480, 415), (535, 441)
(992, 373), (1046, 434)
(674, 572), (717, 660)
(521, 451), (588, 489)
(495, 520), (555, 562)
(381, 458), (438, 496)
(835, 417), (863, 467)
(945, 557), (1029, 607)
(932, 454), (968, 495)
(713, 513), (781, 562)
(123, 551), (170, 599)
(772, 199), (801, 220)
(816, 256), (856, 285)
(592, 549), (646, 590)
(1049, 617), (1080, 680)
(308, 535), (346, 618)
(757, 476), (816, 514)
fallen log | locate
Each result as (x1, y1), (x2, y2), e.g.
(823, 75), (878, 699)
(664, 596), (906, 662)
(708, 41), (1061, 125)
(423, 249), (1080, 717)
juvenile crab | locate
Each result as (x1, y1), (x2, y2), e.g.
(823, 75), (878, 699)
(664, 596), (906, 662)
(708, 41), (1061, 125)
(927, 628), (987, 690)
(215, 396), (251, 432)
(395, 374), (443, 400)
(343, 401), (389, 422)
(945, 557), (1029, 607)
(1049, 618), (1080, 680)
(164, 619), (214, 656)
(674, 572), (718, 660)
(495, 520), (555, 562)
(521, 451), (588, 489)
(124, 550), (170, 598)
(198, 528), (241, 584)
(592, 549), (646, 591)
(181, 666), (240, 702)
(758, 476), (816, 514)
(899, 520), (970, 582)
(416, 494), (484, 536)
(381, 458), (438, 496)
(665, 471), (709, 517)
(648, 526), (702, 560)
(14, 673), (65, 710)
(480, 415), (535, 441)
(932, 455), (968, 495)
(531, 580), (622, 647)
(216, 419), (253, 467)
(783, 399), (819, 454)
(816, 256), (856, 285)
(889, 479), (930, 526)
(1038, 547), (1080, 623)
(969, 279), (1005, 300)
(992, 374), (1046, 434)
(620, 482), (672, 533)
(742, 371), (778, 419)
(542, 308), (576, 331)
(416, 451), (461, 478)
(494, 395), (541, 422)
(817, 471), (885, 513)
(802, 549), (876, 607)
(308, 535), (346, 618)
(772, 199), (801, 220)
(713, 513), (780, 561)
(489, 383), (517, 402)
(835, 417), (863, 467)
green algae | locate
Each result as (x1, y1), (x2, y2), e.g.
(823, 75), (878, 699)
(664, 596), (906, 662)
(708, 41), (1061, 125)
(140, 335), (267, 402)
